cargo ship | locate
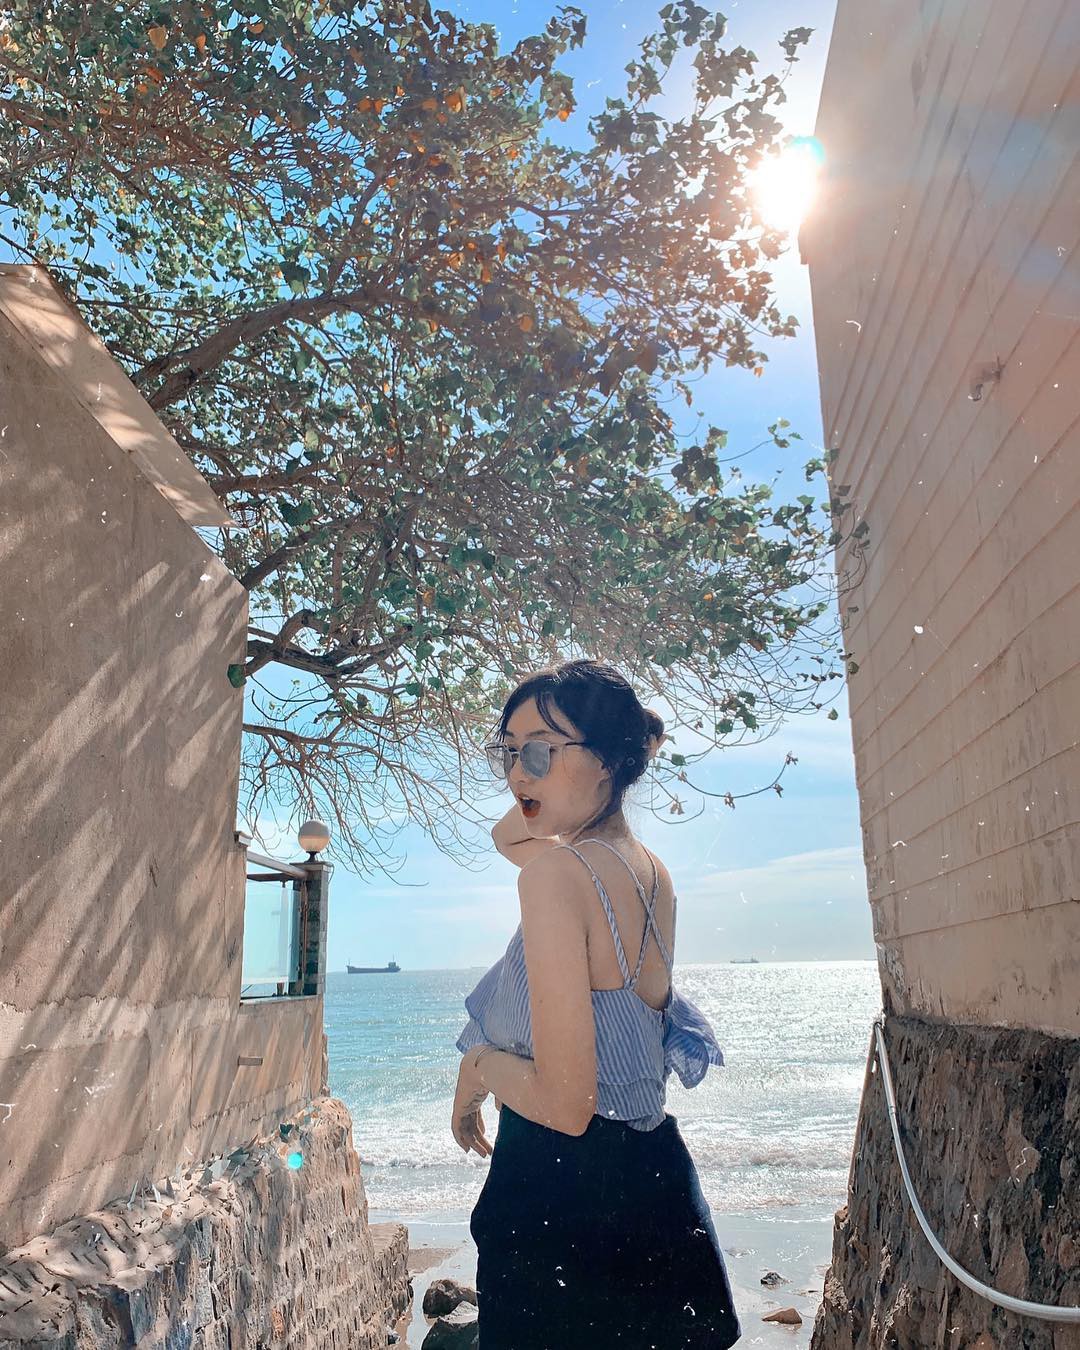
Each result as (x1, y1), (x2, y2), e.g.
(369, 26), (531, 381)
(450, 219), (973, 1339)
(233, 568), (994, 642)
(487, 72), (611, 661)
(346, 959), (400, 974)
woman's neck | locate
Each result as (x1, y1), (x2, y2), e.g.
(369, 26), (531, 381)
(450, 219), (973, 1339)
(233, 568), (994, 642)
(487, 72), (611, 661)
(564, 818), (633, 850)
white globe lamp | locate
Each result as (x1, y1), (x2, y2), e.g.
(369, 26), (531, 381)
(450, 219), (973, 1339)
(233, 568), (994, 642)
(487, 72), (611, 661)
(298, 819), (331, 859)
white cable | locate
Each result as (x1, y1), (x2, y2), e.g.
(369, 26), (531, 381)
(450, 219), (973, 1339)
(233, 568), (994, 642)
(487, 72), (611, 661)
(873, 1018), (1080, 1323)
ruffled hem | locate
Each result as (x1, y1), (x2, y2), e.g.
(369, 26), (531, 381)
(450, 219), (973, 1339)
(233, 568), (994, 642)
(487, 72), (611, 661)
(454, 961), (725, 1125)
(455, 993), (533, 1061)
(454, 1015), (489, 1056)
(662, 991), (726, 1089)
(595, 1075), (668, 1131)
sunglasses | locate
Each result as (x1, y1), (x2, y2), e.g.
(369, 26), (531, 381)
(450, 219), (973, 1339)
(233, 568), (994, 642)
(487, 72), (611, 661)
(485, 739), (588, 780)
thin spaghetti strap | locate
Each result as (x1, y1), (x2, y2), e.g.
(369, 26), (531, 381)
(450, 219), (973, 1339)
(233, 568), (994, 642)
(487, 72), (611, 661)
(578, 839), (673, 979)
(671, 888), (678, 960)
(629, 851), (661, 987)
(638, 846), (674, 975)
(550, 843), (632, 984)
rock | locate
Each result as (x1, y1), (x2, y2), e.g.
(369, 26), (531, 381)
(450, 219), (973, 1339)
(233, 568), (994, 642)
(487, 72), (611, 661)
(811, 1017), (1080, 1350)
(422, 1276), (478, 1317)
(421, 1300), (480, 1347)
(763, 1307), (803, 1325)
(761, 1271), (789, 1287)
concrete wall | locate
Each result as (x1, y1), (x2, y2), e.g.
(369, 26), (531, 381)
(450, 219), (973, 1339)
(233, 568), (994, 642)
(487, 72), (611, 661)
(0, 273), (325, 1253)
(801, 0), (1080, 1034)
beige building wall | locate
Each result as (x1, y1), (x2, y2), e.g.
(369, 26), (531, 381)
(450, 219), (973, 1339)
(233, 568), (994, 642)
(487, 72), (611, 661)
(801, 0), (1079, 1034)
(0, 267), (325, 1252)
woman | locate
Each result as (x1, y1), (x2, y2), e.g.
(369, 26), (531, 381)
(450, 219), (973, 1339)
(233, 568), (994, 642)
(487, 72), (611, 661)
(452, 658), (742, 1348)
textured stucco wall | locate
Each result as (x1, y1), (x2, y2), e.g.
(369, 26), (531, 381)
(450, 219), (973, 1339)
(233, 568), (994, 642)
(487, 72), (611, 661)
(0, 305), (325, 1253)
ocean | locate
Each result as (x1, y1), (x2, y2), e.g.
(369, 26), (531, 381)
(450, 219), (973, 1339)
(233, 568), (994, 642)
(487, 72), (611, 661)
(326, 959), (882, 1225)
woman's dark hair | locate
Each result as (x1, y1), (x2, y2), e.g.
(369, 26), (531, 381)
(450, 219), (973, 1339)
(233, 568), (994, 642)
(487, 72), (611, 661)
(494, 659), (665, 833)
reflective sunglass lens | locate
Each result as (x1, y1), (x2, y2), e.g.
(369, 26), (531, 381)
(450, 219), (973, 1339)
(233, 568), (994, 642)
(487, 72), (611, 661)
(521, 742), (551, 776)
(486, 742), (552, 778)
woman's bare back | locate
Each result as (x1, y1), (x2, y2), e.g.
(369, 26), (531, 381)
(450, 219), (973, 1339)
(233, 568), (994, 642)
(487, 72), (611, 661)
(570, 837), (675, 1011)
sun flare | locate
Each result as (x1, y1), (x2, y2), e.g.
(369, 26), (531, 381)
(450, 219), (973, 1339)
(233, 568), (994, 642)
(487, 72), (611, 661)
(748, 135), (825, 236)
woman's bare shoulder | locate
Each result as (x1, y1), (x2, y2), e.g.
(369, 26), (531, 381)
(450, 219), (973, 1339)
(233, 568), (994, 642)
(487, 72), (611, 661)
(574, 837), (674, 893)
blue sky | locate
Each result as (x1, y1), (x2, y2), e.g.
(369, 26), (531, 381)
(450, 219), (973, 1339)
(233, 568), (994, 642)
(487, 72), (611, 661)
(289, 0), (878, 970)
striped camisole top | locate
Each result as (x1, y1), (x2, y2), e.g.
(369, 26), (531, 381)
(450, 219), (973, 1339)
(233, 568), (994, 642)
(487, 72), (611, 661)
(455, 837), (726, 1131)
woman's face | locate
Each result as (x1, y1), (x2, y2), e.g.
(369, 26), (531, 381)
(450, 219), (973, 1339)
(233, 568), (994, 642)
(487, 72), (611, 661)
(502, 696), (611, 837)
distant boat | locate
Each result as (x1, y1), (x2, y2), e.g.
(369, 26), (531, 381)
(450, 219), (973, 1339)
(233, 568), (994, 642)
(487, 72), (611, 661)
(347, 959), (401, 974)
(730, 957), (760, 964)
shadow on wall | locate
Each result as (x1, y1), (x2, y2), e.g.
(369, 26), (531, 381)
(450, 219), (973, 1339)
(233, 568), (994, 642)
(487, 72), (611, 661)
(0, 266), (322, 1253)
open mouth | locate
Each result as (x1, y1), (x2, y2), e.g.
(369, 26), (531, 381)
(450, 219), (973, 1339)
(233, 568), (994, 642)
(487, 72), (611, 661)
(517, 794), (542, 818)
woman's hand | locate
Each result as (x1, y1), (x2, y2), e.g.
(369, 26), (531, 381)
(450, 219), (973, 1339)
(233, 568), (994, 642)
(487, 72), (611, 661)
(452, 1050), (494, 1157)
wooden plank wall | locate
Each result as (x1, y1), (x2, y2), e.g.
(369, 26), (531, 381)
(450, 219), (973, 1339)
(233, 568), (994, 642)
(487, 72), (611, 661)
(801, 0), (1080, 1033)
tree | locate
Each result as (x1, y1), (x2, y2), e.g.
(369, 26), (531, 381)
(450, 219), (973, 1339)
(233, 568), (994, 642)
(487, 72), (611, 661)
(1, 0), (862, 873)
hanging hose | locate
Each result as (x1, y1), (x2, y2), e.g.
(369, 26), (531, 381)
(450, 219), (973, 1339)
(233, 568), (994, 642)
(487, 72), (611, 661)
(872, 1017), (1080, 1323)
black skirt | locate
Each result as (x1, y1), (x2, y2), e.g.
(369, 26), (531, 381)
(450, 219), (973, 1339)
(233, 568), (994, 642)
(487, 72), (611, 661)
(469, 1103), (742, 1349)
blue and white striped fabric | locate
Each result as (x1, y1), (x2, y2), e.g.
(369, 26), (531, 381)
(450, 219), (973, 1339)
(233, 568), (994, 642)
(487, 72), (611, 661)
(455, 838), (725, 1131)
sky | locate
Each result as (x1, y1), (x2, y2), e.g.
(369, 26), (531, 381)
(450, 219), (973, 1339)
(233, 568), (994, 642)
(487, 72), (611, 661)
(254, 0), (878, 971)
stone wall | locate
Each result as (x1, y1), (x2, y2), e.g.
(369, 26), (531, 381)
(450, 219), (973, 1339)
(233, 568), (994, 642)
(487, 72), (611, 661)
(0, 1097), (411, 1349)
(811, 1016), (1080, 1349)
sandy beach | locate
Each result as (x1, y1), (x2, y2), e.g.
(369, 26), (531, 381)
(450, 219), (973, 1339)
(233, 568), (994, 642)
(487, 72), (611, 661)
(388, 1204), (834, 1348)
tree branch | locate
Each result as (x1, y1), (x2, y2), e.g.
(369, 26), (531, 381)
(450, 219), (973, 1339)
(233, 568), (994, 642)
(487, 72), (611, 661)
(134, 282), (468, 410)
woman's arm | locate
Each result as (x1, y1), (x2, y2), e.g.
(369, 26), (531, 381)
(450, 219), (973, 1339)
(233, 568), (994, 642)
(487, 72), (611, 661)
(460, 1043), (575, 1132)
(462, 853), (598, 1136)
(491, 800), (554, 848)
(490, 802), (564, 869)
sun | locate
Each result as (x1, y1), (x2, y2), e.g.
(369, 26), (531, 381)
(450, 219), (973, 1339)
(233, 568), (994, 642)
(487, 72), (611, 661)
(747, 135), (825, 236)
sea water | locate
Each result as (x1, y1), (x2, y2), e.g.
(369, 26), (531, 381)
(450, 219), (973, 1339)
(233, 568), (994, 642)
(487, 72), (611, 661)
(326, 960), (883, 1227)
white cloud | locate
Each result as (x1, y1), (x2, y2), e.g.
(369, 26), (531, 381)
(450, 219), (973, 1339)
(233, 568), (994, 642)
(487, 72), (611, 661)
(682, 844), (865, 903)
(672, 844), (874, 961)
(679, 715), (856, 781)
(240, 810), (297, 857)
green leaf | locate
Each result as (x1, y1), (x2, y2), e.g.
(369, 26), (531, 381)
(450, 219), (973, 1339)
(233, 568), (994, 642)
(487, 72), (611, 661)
(281, 261), (310, 294)
(280, 499), (315, 527)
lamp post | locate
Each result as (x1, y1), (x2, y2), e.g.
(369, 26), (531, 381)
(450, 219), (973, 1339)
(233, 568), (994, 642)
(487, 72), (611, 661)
(290, 820), (332, 1015)
(290, 821), (332, 1087)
